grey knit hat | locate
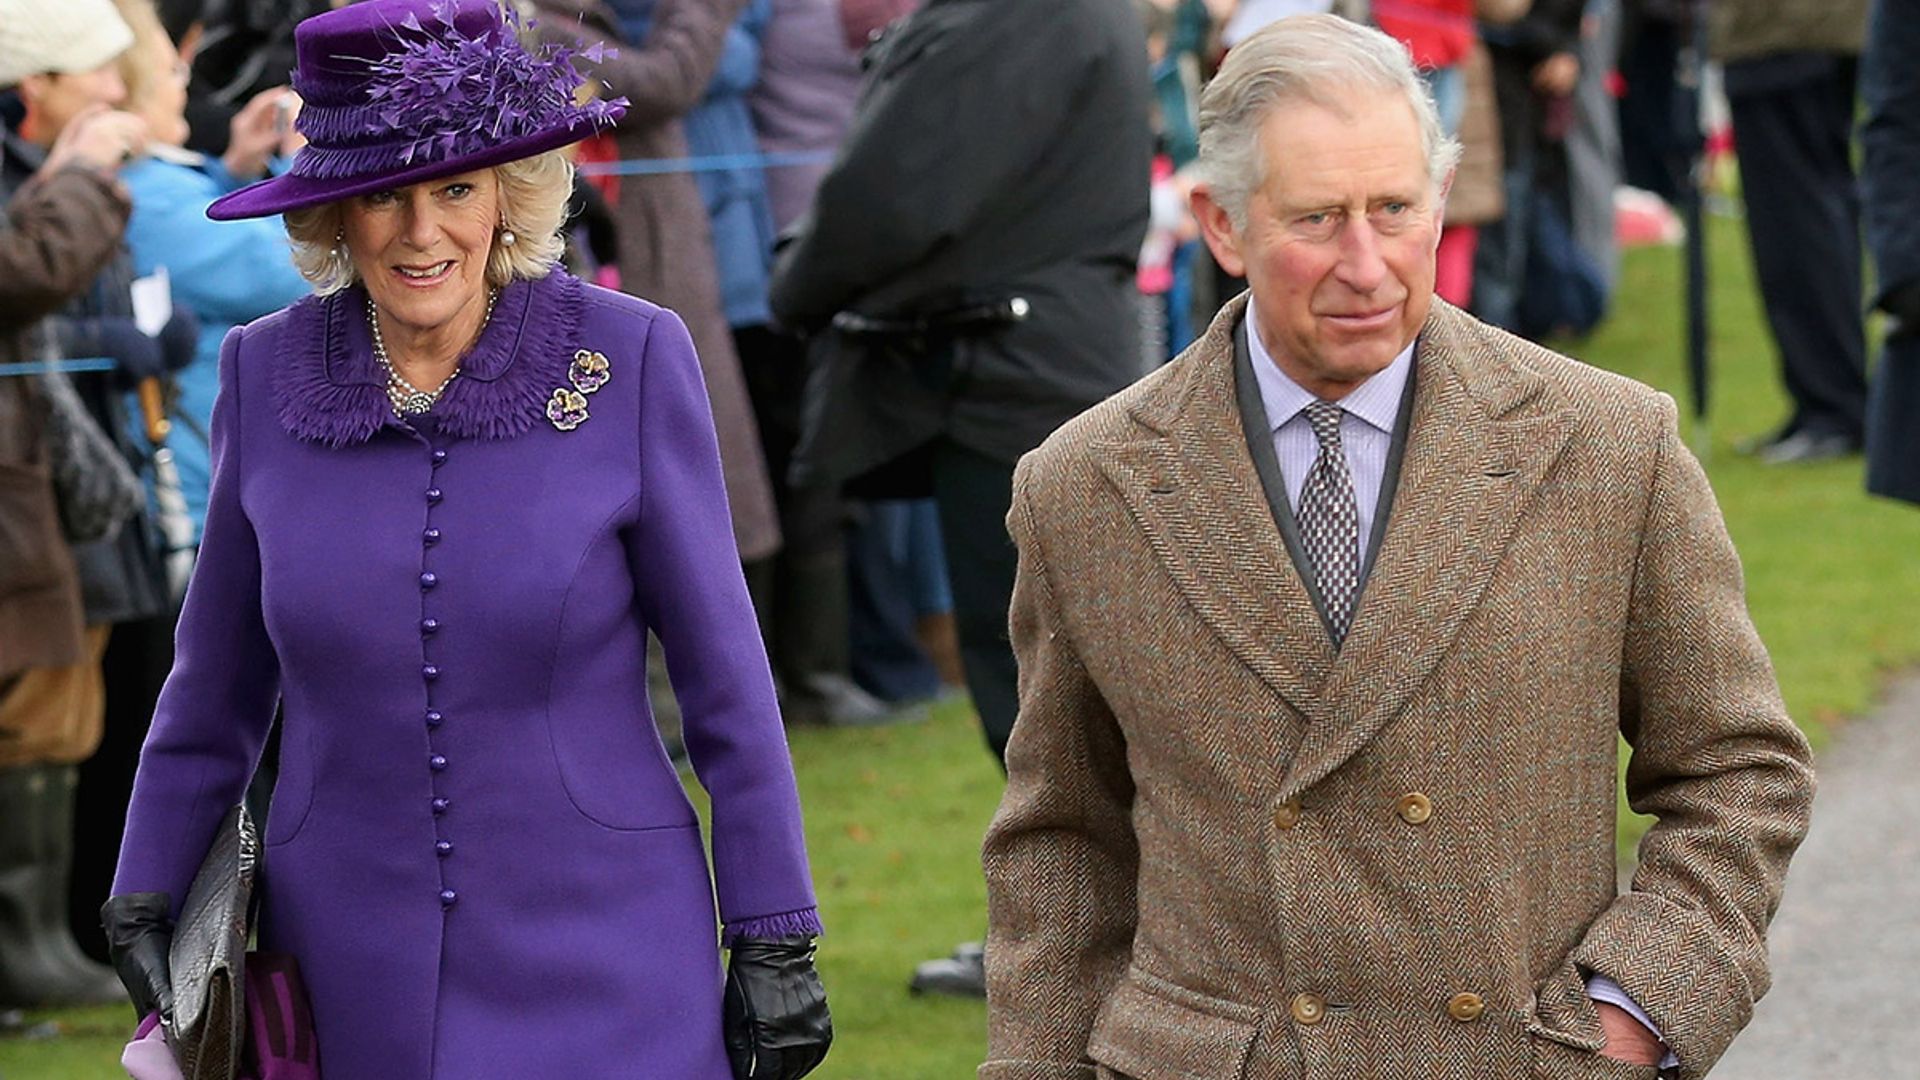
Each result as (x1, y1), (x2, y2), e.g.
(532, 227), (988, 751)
(0, 0), (136, 89)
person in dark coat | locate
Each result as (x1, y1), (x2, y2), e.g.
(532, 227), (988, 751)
(1711, 0), (1870, 463)
(1860, 0), (1920, 506)
(0, 40), (144, 1008)
(98, 3), (831, 1077)
(0, 0), (167, 1009)
(768, 0), (1152, 996)
(770, 0), (1151, 758)
(6, 0), (208, 978)
(1470, 0), (1587, 333)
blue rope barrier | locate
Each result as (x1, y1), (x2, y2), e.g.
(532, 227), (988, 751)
(0, 358), (117, 378)
(577, 149), (835, 177)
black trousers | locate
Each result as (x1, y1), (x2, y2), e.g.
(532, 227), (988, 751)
(737, 326), (852, 694)
(1728, 54), (1869, 441)
(929, 441), (1019, 767)
(69, 610), (173, 960)
(844, 500), (943, 704)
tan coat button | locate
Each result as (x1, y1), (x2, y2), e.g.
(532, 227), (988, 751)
(1273, 799), (1302, 830)
(1396, 792), (1434, 825)
(1447, 992), (1485, 1022)
(1290, 992), (1326, 1025)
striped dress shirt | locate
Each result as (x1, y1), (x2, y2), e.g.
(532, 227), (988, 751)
(1244, 297), (1415, 561)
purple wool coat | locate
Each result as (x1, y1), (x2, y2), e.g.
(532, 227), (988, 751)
(113, 270), (821, 1079)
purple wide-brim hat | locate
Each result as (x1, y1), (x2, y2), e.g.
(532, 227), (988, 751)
(207, 0), (626, 221)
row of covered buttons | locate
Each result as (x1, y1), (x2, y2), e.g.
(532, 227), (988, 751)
(1287, 991), (1485, 1025)
(1271, 792), (1435, 830)
(421, 446), (455, 908)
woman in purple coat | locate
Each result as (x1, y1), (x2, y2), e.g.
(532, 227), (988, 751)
(96, 2), (831, 1076)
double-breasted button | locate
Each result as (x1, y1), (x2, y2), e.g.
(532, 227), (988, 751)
(422, 664), (440, 681)
(435, 840), (453, 857)
(1447, 992), (1485, 1023)
(429, 754), (448, 772)
(419, 572), (438, 590)
(431, 449), (448, 467)
(431, 796), (450, 814)
(425, 709), (443, 728)
(1290, 992), (1326, 1025)
(421, 617), (440, 636)
(439, 889), (457, 908)
(426, 487), (444, 504)
(1396, 792), (1434, 825)
(1273, 799), (1303, 830)
(423, 527), (442, 546)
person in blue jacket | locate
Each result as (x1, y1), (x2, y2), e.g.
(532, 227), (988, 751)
(56, 0), (315, 972)
(114, 0), (309, 542)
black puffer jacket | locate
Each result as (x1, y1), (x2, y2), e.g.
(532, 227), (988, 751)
(768, 0), (1153, 493)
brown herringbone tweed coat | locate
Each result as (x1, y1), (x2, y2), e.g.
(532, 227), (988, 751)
(980, 295), (1815, 1080)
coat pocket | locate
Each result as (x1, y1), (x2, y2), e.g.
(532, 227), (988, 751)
(1530, 1033), (1662, 1080)
(1086, 969), (1260, 1080)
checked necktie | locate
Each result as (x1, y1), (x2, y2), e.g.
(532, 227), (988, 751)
(1297, 399), (1361, 644)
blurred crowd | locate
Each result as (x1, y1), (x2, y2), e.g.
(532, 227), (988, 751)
(0, 0), (1909, 1015)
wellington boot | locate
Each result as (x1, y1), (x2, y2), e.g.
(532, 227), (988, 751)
(0, 766), (76, 1007)
(0, 766), (121, 1006)
(36, 766), (124, 1002)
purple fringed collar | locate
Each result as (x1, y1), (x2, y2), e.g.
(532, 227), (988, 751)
(273, 269), (584, 447)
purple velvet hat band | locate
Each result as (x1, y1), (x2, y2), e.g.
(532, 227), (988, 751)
(207, 0), (626, 221)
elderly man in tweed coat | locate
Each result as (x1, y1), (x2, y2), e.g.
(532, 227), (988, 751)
(980, 16), (1814, 1080)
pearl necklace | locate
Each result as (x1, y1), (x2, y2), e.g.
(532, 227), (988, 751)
(369, 289), (497, 417)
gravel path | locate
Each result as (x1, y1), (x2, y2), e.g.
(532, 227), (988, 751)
(1710, 673), (1920, 1078)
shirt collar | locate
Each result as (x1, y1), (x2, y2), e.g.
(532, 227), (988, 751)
(1245, 295), (1416, 435)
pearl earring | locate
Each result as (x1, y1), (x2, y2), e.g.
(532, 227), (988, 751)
(500, 228), (517, 247)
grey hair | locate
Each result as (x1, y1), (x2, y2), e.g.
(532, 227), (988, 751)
(283, 150), (575, 295)
(1196, 14), (1463, 232)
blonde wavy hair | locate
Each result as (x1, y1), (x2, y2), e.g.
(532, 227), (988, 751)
(282, 150), (575, 295)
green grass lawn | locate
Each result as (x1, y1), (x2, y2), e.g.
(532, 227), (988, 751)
(6, 212), (1918, 1078)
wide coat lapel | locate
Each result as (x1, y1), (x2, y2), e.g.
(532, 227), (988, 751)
(1091, 295), (1338, 725)
(1277, 301), (1577, 800)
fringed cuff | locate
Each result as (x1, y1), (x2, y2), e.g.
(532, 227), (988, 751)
(722, 906), (824, 947)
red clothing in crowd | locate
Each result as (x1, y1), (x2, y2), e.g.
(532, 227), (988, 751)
(1373, 0), (1475, 70)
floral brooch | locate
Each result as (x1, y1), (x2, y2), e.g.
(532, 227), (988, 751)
(548, 349), (610, 431)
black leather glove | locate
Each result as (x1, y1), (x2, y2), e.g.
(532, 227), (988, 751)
(87, 317), (167, 384)
(723, 935), (831, 1080)
(156, 305), (200, 374)
(101, 892), (175, 1024)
